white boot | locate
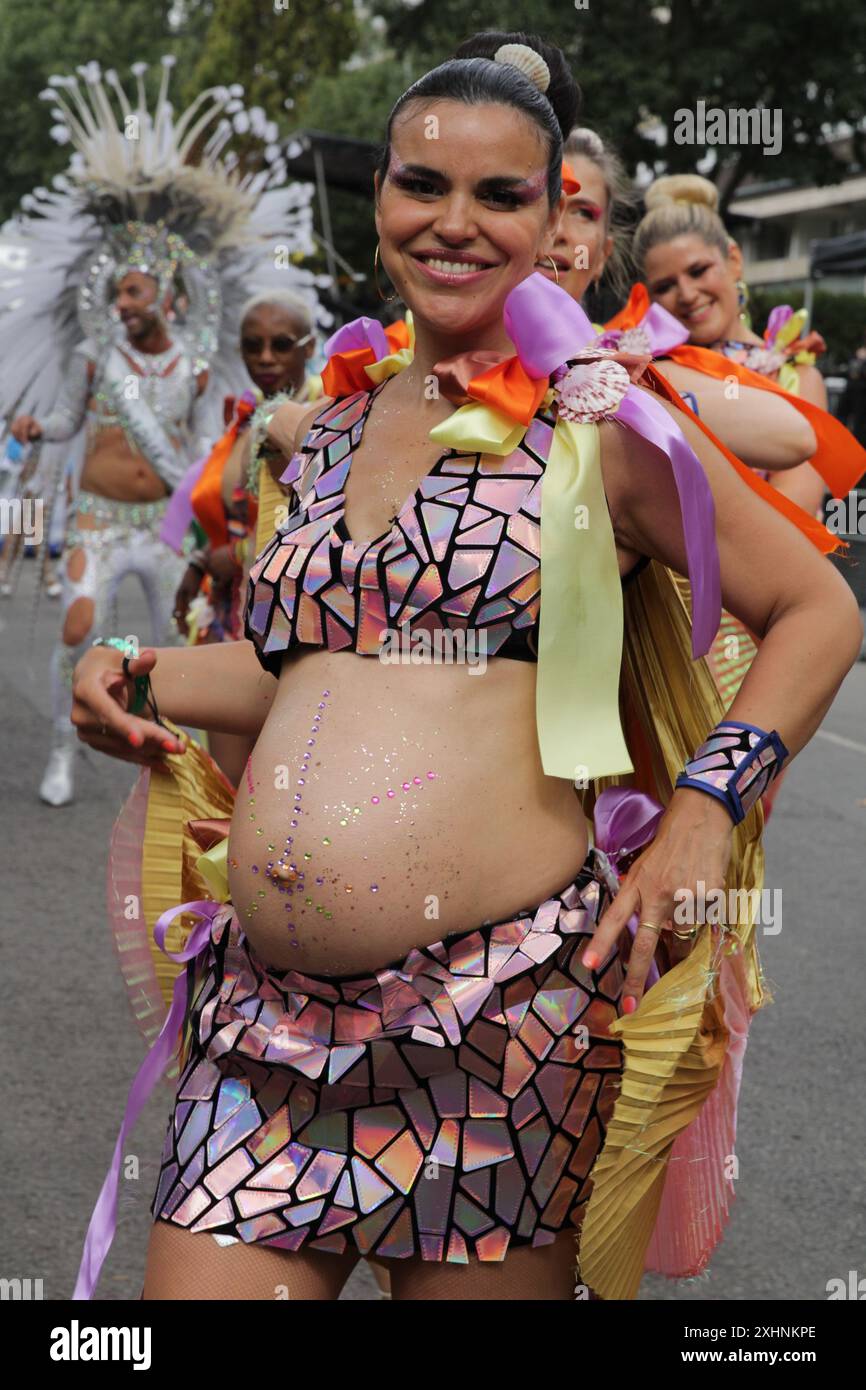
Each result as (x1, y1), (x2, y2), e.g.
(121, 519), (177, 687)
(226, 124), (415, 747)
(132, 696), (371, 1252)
(39, 733), (77, 806)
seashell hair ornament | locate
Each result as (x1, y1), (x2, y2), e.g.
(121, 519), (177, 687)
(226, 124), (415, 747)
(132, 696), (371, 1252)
(493, 43), (551, 94)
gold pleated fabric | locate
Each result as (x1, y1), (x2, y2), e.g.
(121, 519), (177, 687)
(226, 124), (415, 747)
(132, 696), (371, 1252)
(254, 457), (288, 559)
(140, 723), (235, 1010)
(577, 563), (767, 1300)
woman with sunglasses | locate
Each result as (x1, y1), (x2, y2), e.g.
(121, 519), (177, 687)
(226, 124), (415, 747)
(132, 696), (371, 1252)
(70, 31), (860, 1302)
(167, 291), (317, 782)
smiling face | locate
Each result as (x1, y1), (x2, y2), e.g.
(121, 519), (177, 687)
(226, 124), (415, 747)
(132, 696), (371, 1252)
(375, 99), (561, 344)
(241, 302), (313, 397)
(536, 155), (613, 303)
(643, 233), (745, 344)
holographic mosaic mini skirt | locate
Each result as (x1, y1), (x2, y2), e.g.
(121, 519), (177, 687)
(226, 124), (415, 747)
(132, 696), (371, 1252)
(151, 851), (627, 1263)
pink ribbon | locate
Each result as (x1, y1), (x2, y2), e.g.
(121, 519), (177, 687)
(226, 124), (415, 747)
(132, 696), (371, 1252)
(504, 274), (721, 657)
(595, 302), (689, 357)
(593, 787), (666, 986)
(324, 315), (390, 361)
(72, 900), (222, 1301)
(764, 304), (793, 344)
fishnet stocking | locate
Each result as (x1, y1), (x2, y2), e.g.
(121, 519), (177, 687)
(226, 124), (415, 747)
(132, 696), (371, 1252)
(142, 1221), (594, 1301)
(143, 1219), (360, 1301)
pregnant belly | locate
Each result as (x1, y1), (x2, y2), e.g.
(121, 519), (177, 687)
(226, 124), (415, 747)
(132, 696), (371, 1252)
(226, 650), (589, 974)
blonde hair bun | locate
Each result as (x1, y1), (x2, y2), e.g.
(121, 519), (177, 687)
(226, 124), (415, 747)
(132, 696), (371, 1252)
(644, 173), (719, 213)
(568, 125), (604, 156)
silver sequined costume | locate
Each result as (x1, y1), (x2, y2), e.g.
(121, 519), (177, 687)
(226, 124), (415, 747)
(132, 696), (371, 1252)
(42, 334), (206, 736)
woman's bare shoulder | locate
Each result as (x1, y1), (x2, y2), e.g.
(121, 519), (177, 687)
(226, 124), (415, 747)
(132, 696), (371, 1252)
(267, 396), (333, 456)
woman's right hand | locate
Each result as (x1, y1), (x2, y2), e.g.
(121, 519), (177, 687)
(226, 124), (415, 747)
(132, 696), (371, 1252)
(70, 646), (185, 767)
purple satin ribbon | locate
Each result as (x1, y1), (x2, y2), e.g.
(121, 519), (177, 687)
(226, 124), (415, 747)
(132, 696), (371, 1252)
(764, 304), (793, 344)
(504, 272), (721, 658)
(72, 901), (222, 1301)
(159, 453), (208, 553)
(595, 301), (689, 358)
(324, 315), (390, 362)
(593, 787), (666, 986)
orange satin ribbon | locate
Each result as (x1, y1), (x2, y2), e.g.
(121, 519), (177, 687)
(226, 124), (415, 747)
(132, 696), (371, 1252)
(607, 283), (866, 501)
(320, 319), (412, 397)
(644, 363), (842, 556)
(604, 282), (652, 333)
(187, 818), (232, 853)
(433, 350), (550, 424)
(664, 344), (866, 501)
(562, 161), (581, 196)
(189, 395), (258, 550)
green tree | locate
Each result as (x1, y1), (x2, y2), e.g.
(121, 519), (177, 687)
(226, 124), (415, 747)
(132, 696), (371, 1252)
(184, 0), (358, 122)
(374, 0), (866, 210)
(0, 0), (208, 219)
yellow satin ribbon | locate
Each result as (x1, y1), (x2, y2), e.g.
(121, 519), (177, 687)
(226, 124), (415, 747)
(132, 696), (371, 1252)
(773, 307), (808, 349)
(772, 311), (814, 380)
(777, 360), (802, 394)
(539, 418), (633, 779)
(429, 400), (527, 456)
(430, 405), (633, 781)
(364, 312), (416, 385)
(195, 837), (230, 903)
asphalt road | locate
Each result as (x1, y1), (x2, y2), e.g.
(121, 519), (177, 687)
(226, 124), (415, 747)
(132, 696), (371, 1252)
(2, 559), (864, 1303)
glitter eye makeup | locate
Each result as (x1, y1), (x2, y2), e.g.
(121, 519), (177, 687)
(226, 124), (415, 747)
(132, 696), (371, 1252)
(387, 154), (547, 209)
(566, 198), (604, 223)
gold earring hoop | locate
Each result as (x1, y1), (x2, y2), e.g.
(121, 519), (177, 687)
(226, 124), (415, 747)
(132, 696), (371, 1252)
(544, 254), (560, 286)
(373, 243), (398, 304)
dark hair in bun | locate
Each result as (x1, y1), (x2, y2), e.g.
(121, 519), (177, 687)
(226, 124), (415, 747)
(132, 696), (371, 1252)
(452, 31), (580, 139)
(376, 31), (580, 206)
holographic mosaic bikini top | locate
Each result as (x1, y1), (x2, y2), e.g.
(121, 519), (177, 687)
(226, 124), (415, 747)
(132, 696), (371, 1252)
(245, 383), (552, 673)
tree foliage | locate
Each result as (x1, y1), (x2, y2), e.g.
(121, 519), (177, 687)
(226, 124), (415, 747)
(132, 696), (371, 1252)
(0, 0), (203, 220)
(375, 0), (866, 209)
(0, 0), (357, 222)
(182, 0), (357, 122)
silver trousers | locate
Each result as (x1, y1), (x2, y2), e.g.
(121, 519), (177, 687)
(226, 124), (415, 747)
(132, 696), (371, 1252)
(50, 491), (184, 738)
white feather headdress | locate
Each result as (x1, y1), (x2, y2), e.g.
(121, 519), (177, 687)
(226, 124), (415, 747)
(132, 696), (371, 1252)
(0, 56), (328, 447)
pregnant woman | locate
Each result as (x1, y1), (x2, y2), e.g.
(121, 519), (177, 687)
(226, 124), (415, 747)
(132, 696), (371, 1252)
(69, 34), (861, 1301)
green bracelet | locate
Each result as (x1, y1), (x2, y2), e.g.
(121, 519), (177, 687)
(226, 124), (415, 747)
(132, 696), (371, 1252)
(91, 636), (150, 715)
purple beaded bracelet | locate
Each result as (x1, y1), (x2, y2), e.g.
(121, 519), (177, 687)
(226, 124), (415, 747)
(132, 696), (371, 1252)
(675, 719), (789, 825)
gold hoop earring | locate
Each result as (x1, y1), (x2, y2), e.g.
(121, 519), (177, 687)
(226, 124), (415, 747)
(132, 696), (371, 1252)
(544, 254), (560, 286)
(374, 243), (398, 304)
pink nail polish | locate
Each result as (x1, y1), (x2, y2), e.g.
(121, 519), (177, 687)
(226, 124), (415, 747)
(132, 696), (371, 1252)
(622, 995), (638, 1015)
(582, 951), (598, 969)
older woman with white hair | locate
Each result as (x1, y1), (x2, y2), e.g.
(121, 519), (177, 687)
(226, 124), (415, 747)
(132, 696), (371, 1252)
(167, 290), (318, 781)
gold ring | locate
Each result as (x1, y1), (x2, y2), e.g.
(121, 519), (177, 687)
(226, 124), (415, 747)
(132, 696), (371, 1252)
(639, 921), (663, 937)
(673, 926), (700, 941)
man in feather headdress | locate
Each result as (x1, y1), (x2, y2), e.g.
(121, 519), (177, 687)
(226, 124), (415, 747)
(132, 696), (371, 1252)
(0, 58), (321, 806)
(12, 237), (209, 806)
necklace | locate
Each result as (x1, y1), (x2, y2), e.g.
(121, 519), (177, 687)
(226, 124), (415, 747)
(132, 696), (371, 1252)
(117, 340), (182, 377)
